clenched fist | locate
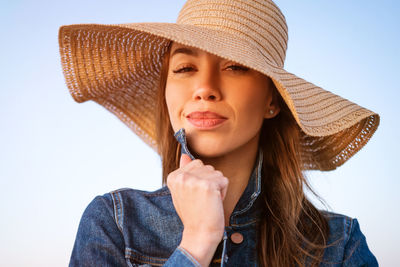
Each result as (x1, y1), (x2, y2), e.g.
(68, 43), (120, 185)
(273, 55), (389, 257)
(167, 153), (229, 266)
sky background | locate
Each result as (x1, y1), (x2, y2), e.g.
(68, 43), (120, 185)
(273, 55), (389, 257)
(0, 1), (399, 266)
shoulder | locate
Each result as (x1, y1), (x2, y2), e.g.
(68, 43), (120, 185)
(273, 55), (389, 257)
(110, 185), (172, 199)
(71, 187), (182, 266)
(81, 186), (181, 239)
(85, 186), (173, 220)
(106, 186), (172, 211)
(91, 186), (179, 232)
(320, 211), (378, 266)
(321, 210), (353, 240)
(80, 186), (183, 265)
(109, 186), (176, 225)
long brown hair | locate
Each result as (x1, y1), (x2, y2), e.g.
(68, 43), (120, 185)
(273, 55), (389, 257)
(155, 43), (330, 266)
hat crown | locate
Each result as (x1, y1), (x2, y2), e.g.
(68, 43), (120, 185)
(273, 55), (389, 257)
(176, 0), (288, 67)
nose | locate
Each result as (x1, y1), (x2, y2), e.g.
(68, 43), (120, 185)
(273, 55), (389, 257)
(193, 71), (222, 101)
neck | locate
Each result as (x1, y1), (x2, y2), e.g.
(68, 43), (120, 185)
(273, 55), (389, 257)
(199, 133), (260, 226)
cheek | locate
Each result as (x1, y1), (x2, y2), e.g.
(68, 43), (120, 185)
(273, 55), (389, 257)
(165, 83), (188, 131)
(165, 86), (175, 114)
(236, 105), (265, 137)
(235, 88), (269, 121)
(165, 87), (178, 130)
(230, 89), (269, 141)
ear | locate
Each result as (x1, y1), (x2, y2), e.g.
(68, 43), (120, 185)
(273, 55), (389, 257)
(264, 82), (281, 119)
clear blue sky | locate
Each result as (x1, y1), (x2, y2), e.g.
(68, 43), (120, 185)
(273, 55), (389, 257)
(0, 1), (399, 266)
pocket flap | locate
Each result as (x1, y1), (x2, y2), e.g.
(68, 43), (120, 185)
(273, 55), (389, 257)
(126, 247), (168, 266)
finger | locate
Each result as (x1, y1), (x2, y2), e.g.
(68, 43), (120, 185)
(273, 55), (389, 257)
(179, 153), (192, 168)
(205, 165), (214, 171)
(219, 177), (229, 200)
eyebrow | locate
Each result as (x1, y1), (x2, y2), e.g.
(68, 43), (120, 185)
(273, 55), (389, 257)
(170, 47), (198, 58)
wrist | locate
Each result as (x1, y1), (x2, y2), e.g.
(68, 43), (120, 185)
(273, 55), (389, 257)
(179, 230), (221, 267)
(181, 228), (222, 246)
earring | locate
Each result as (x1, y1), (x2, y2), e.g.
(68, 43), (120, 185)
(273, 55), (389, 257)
(269, 109), (274, 115)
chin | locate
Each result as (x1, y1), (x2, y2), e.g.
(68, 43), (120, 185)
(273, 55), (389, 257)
(194, 150), (227, 159)
(188, 141), (230, 159)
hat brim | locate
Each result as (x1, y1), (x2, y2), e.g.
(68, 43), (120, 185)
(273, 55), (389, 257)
(59, 23), (379, 170)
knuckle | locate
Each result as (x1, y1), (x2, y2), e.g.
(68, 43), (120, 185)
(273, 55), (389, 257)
(215, 170), (223, 176)
(177, 172), (197, 188)
(205, 165), (215, 171)
(192, 159), (203, 167)
(199, 179), (212, 191)
(221, 176), (229, 185)
(225, 178), (230, 185)
(166, 174), (174, 186)
(176, 172), (189, 182)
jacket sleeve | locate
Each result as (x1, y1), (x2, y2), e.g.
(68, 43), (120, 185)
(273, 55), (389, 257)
(163, 246), (202, 267)
(69, 196), (127, 267)
(342, 218), (378, 267)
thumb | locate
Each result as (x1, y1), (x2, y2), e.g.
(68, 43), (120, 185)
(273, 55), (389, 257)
(179, 153), (192, 168)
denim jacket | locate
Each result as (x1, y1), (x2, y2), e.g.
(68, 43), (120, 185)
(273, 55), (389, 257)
(70, 129), (378, 266)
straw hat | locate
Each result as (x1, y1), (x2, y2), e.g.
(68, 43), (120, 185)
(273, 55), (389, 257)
(58, 0), (379, 171)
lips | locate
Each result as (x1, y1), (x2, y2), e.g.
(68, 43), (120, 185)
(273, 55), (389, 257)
(186, 111), (227, 129)
(187, 111), (227, 119)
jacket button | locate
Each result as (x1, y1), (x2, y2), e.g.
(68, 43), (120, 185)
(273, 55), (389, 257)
(230, 232), (244, 244)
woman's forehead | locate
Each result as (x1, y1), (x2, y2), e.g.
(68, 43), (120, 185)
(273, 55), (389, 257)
(169, 42), (236, 64)
(170, 42), (196, 52)
(170, 43), (200, 58)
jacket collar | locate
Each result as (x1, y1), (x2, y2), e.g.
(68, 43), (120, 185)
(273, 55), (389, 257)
(228, 149), (263, 226)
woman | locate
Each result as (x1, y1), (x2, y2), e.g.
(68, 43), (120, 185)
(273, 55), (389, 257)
(59, 0), (379, 266)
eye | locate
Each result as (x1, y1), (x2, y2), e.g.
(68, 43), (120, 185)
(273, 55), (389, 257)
(226, 64), (249, 72)
(172, 65), (196, 74)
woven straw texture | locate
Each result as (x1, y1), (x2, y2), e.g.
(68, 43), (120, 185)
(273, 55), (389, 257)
(58, 0), (379, 170)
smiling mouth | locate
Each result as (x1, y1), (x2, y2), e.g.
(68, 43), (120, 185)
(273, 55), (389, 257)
(186, 111), (227, 129)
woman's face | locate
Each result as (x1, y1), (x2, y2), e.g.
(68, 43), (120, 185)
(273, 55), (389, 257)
(165, 43), (279, 158)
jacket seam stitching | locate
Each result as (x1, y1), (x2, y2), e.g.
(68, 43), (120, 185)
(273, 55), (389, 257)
(230, 219), (257, 227)
(142, 187), (171, 197)
(111, 191), (124, 233)
(125, 248), (167, 265)
(345, 217), (354, 245)
(178, 246), (202, 267)
(111, 187), (171, 197)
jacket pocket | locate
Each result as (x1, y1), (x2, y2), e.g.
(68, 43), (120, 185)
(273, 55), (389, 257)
(126, 247), (168, 267)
